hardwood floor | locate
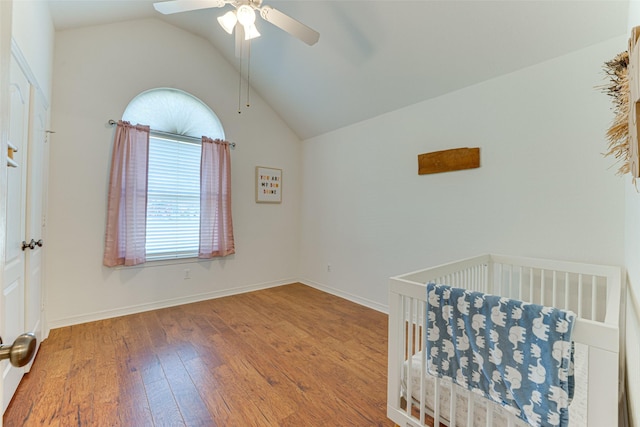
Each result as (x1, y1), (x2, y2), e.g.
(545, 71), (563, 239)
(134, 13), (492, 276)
(4, 283), (394, 426)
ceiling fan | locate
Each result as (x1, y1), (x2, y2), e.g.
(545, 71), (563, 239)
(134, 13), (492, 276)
(153, 0), (320, 47)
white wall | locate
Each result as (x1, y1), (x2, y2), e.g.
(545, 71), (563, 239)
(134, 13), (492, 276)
(47, 19), (301, 327)
(300, 37), (627, 311)
(625, 3), (640, 426)
(12, 0), (54, 102)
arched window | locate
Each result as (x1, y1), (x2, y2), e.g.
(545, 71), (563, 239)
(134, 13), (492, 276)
(123, 88), (226, 261)
(123, 88), (224, 139)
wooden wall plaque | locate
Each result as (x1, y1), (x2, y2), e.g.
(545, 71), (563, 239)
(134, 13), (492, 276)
(418, 147), (480, 175)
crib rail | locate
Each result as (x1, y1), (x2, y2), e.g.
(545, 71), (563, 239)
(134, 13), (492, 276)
(387, 254), (622, 427)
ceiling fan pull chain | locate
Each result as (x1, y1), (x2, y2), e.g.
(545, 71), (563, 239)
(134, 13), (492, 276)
(238, 40), (243, 114)
(246, 40), (251, 108)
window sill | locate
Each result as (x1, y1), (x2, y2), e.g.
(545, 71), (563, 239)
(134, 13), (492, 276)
(114, 256), (202, 270)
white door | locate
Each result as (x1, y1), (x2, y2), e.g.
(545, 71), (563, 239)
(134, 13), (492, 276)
(0, 0), (12, 422)
(23, 86), (47, 372)
(3, 55), (30, 413)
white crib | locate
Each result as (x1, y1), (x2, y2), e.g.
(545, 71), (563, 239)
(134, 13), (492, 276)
(387, 254), (623, 427)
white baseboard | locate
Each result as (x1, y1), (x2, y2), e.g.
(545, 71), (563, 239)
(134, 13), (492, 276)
(299, 278), (388, 314)
(47, 278), (297, 330)
(46, 278), (389, 333)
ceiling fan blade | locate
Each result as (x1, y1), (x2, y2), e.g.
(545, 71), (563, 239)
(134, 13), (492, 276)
(153, 0), (227, 15)
(259, 5), (319, 46)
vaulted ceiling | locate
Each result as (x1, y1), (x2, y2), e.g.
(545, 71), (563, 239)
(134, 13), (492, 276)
(47, 0), (629, 140)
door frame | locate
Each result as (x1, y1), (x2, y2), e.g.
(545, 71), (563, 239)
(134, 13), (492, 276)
(0, 0), (14, 421)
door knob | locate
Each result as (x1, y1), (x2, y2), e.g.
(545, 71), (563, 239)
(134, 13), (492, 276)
(21, 239), (35, 251)
(20, 239), (42, 251)
(0, 333), (37, 368)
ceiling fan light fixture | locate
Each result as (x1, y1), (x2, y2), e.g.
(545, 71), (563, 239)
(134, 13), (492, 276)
(243, 23), (260, 40)
(236, 4), (256, 27)
(217, 10), (237, 34)
(153, 0), (320, 46)
(235, 4), (260, 40)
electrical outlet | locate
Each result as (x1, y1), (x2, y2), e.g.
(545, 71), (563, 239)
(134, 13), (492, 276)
(184, 268), (191, 279)
(327, 264), (331, 272)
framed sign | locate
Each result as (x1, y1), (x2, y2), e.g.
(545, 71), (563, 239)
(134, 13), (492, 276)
(256, 166), (282, 203)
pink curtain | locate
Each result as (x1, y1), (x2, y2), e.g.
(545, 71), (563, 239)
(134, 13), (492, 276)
(199, 137), (235, 258)
(103, 121), (150, 267)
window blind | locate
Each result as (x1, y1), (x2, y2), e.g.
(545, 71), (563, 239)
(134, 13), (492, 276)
(146, 135), (201, 260)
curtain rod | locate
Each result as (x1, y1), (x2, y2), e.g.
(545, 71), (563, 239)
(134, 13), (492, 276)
(108, 120), (236, 149)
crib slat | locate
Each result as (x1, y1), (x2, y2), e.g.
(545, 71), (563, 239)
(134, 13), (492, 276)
(404, 296), (412, 418)
(591, 275), (597, 321)
(474, 265), (482, 289)
(564, 272), (570, 310)
(449, 385), (456, 426)
(504, 264), (509, 295)
(413, 306), (418, 414)
(419, 301), (427, 425)
(578, 274), (584, 318)
(552, 270), (557, 308)
(540, 269), (545, 306)
(486, 401), (493, 427)
(529, 268), (534, 303)
(433, 376), (440, 423)
(472, 265), (477, 291)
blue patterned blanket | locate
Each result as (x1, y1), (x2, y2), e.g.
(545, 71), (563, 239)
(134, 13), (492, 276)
(426, 283), (576, 427)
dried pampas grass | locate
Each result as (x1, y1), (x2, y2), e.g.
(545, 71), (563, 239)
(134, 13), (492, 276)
(601, 51), (630, 175)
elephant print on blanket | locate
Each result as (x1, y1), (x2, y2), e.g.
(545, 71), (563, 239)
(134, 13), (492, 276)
(425, 283), (576, 427)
